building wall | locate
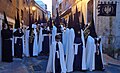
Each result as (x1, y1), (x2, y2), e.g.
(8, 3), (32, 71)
(0, 0), (47, 61)
(19, 0), (29, 26)
(58, 0), (89, 24)
(35, 0), (47, 10)
(53, 0), (120, 49)
(34, 6), (43, 20)
(52, 0), (55, 18)
(52, 0), (58, 18)
(0, 0), (16, 62)
(34, 1), (48, 21)
(0, 0), (31, 28)
(37, 9), (43, 19)
(0, 0), (47, 27)
(0, 0), (17, 28)
(0, 0), (16, 19)
(95, 0), (120, 49)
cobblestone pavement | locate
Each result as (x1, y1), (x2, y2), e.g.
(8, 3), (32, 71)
(0, 54), (120, 73)
(0, 58), (29, 73)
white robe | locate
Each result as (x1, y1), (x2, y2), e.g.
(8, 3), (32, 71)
(61, 25), (65, 44)
(12, 29), (17, 56)
(62, 30), (65, 54)
(13, 29), (25, 57)
(64, 28), (69, 55)
(73, 29), (87, 70)
(60, 25), (64, 32)
(38, 27), (43, 53)
(100, 38), (104, 67)
(22, 32), (25, 57)
(81, 30), (87, 70)
(33, 28), (38, 56)
(86, 36), (104, 71)
(24, 29), (30, 57)
(52, 26), (57, 43)
(46, 41), (66, 73)
(66, 28), (75, 72)
(86, 36), (96, 71)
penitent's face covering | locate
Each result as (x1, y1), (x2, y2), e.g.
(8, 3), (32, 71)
(55, 35), (61, 42)
(56, 39), (60, 42)
(4, 23), (8, 29)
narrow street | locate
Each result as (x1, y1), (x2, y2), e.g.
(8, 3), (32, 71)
(0, 54), (120, 73)
(0, 0), (120, 73)
(0, 55), (48, 73)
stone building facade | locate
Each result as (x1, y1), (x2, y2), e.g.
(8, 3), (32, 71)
(0, 0), (17, 61)
(34, 2), (48, 21)
(53, 0), (120, 49)
(0, 0), (17, 26)
(52, 0), (90, 24)
(95, 0), (120, 49)
(0, 0), (48, 61)
(52, 0), (58, 18)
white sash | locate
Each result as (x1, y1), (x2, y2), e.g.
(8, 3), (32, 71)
(74, 43), (81, 55)
(14, 37), (23, 44)
(56, 51), (60, 59)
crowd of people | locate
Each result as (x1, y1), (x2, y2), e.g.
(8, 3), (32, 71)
(1, 8), (105, 73)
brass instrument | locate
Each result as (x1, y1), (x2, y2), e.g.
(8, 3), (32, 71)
(84, 29), (90, 40)
(36, 26), (40, 33)
(84, 25), (90, 40)
(29, 29), (35, 43)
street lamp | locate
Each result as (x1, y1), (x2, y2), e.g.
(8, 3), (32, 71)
(32, 6), (36, 11)
(32, 6), (36, 23)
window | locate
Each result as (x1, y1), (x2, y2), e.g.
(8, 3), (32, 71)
(9, 0), (12, 2)
(16, 0), (19, 8)
(23, 0), (25, 4)
(21, 10), (24, 20)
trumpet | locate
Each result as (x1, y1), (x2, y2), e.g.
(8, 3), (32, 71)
(29, 30), (35, 43)
(84, 28), (90, 40)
